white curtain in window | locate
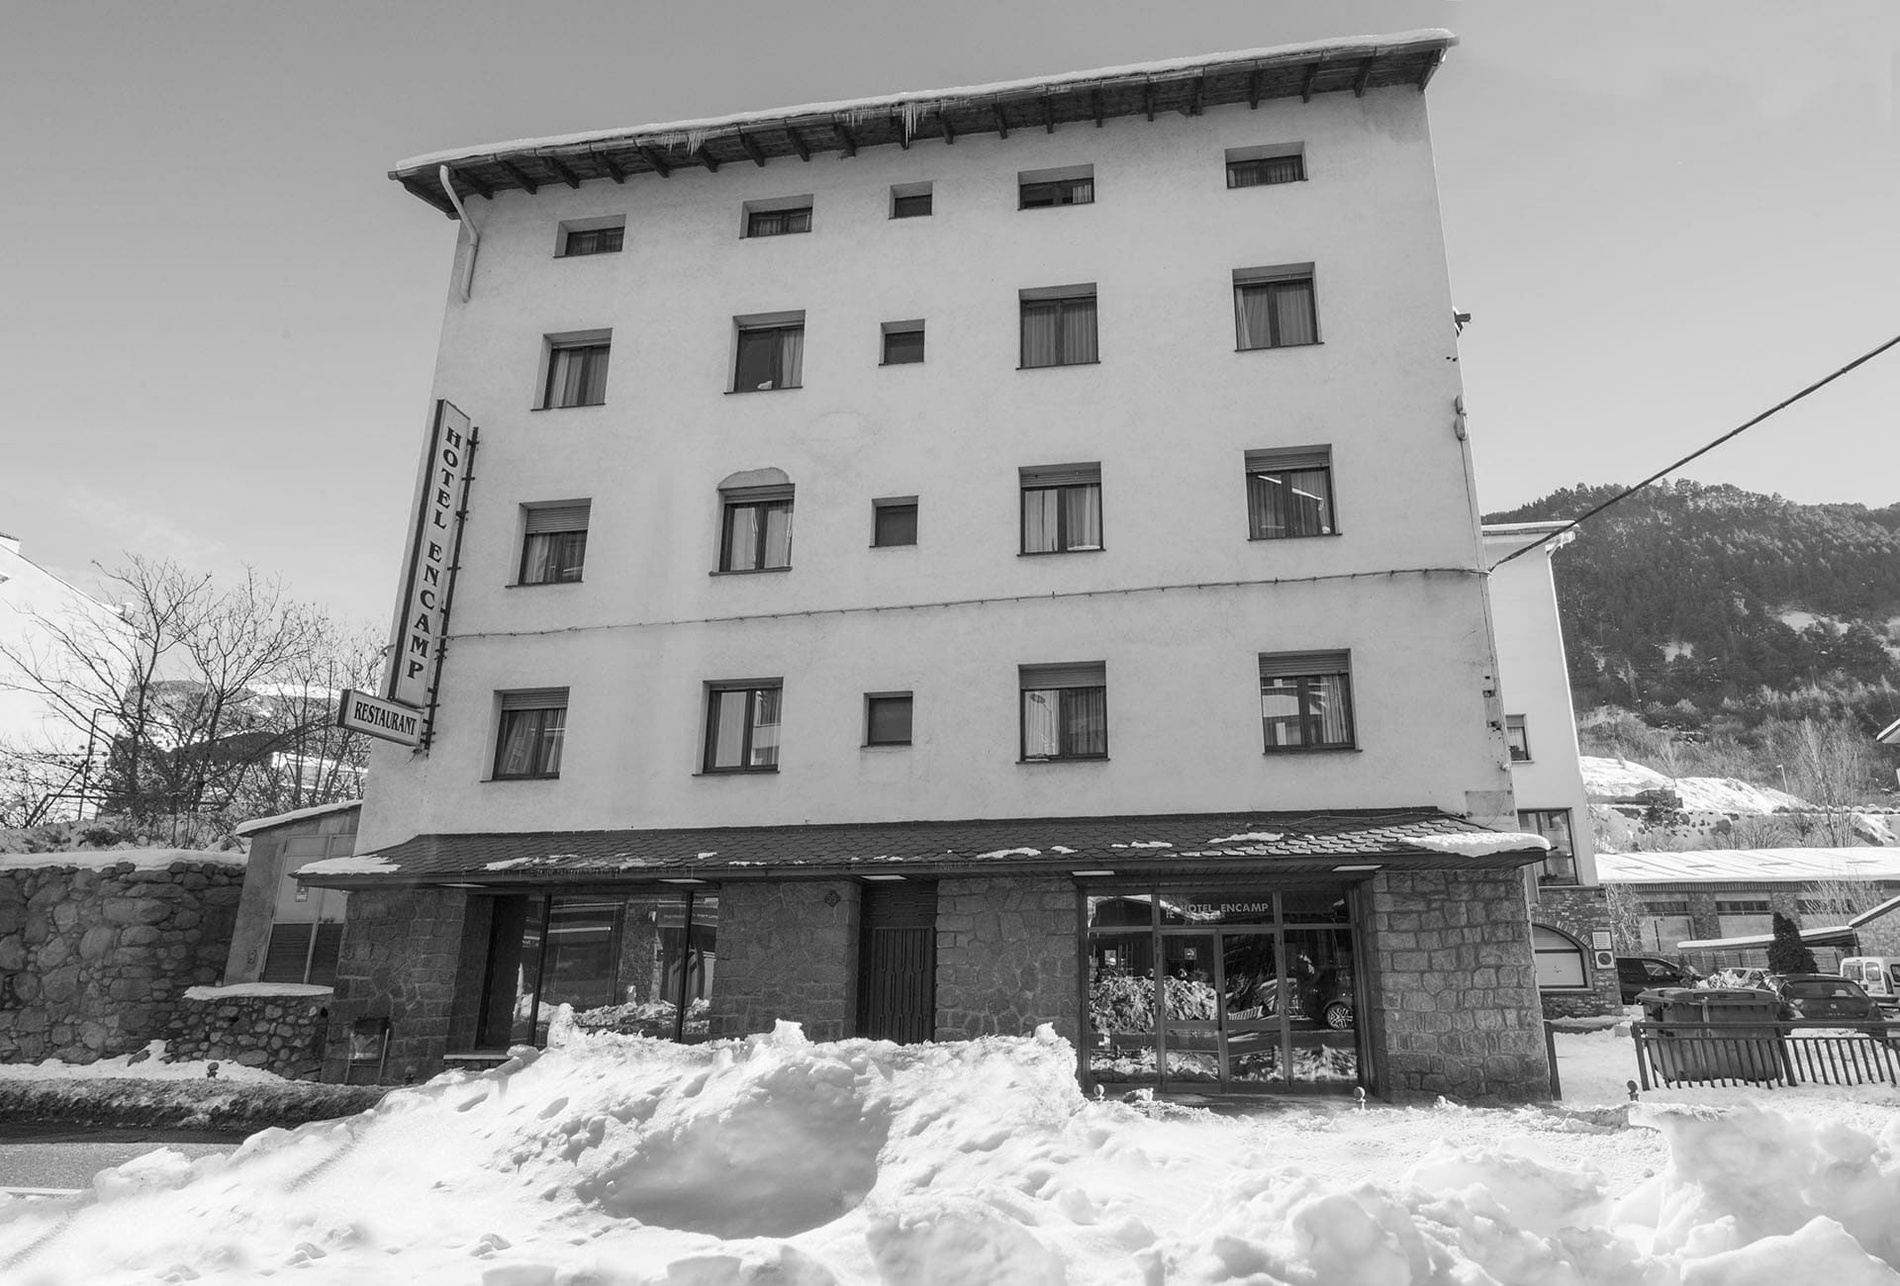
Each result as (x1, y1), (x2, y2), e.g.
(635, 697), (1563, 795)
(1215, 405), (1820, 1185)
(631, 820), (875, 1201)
(725, 505), (761, 570)
(521, 534), (558, 584)
(1271, 281), (1316, 346)
(761, 501), (793, 568)
(710, 690), (749, 767)
(1063, 485), (1101, 548)
(776, 327), (804, 388)
(1064, 686), (1107, 755)
(1022, 488), (1059, 552)
(1235, 285), (1270, 350)
(750, 687), (781, 767)
(1311, 673), (1350, 745)
(1021, 302), (1060, 367)
(1062, 298), (1098, 363)
(1022, 690), (1060, 757)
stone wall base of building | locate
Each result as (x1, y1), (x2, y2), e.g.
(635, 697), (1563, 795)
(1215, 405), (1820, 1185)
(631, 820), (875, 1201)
(1532, 884), (1621, 1019)
(935, 877), (1079, 1046)
(321, 887), (471, 1084)
(708, 882), (860, 1042)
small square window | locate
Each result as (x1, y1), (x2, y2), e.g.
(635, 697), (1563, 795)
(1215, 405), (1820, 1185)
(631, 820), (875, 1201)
(493, 689), (568, 779)
(891, 184), (933, 218)
(1234, 266), (1318, 350)
(704, 681), (782, 772)
(865, 693), (913, 746)
(872, 498), (918, 548)
(1019, 166), (1094, 209)
(1225, 145), (1305, 188)
(733, 316), (804, 392)
(1020, 662), (1107, 761)
(1519, 809), (1577, 884)
(1506, 715), (1531, 762)
(1259, 651), (1354, 751)
(718, 487), (793, 572)
(1021, 464), (1101, 553)
(1245, 447), (1334, 539)
(519, 502), (590, 584)
(744, 200), (812, 238)
(542, 335), (610, 408)
(558, 219), (625, 256)
(882, 321), (925, 365)
(1020, 288), (1097, 368)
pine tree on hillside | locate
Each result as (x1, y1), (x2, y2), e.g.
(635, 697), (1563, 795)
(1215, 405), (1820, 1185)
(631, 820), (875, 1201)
(1766, 912), (1817, 976)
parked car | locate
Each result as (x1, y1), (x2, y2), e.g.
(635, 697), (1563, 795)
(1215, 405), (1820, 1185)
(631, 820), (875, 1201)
(1764, 974), (1884, 1023)
(1616, 956), (1700, 1004)
(1839, 957), (1900, 1009)
(1303, 966), (1354, 1030)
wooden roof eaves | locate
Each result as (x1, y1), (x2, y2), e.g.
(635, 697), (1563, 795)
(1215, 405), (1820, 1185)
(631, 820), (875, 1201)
(388, 43), (1450, 208)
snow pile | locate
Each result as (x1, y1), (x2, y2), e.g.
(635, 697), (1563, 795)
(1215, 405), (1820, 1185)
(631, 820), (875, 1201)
(181, 983), (332, 1000)
(1580, 757), (1812, 813)
(0, 1040), (287, 1085)
(0, 848), (243, 872)
(6, 1027), (1900, 1283)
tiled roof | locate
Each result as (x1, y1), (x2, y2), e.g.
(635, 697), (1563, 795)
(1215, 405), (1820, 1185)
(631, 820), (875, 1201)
(297, 809), (1544, 887)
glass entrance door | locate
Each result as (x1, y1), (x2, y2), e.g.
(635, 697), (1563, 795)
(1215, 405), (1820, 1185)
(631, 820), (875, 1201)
(1220, 932), (1284, 1086)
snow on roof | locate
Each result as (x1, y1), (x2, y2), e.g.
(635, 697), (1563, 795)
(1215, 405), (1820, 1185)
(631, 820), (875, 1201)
(292, 854), (401, 877)
(394, 30), (1456, 172)
(232, 798), (363, 837)
(0, 847), (244, 872)
(183, 983), (332, 1000)
(1407, 831), (1549, 858)
(1598, 848), (1900, 884)
(1675, 925), (1859, 951)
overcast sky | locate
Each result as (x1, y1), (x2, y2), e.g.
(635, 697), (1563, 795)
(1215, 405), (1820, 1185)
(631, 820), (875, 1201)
(4, 0), (1896, 624)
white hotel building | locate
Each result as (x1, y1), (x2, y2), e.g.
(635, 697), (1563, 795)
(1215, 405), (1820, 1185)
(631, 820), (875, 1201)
(305, 30), (1557, 1099)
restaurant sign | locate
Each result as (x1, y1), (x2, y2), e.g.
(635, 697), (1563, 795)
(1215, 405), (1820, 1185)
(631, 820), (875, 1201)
(336, 688), (424, 747)
(385, 400), (476, 714)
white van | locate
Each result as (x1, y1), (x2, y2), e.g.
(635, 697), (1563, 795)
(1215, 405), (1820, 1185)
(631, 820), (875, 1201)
(1839, 957), (1900, 1007)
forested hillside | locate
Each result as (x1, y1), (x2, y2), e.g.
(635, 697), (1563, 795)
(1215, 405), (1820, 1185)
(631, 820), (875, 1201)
(1485, 481), (1900, 762)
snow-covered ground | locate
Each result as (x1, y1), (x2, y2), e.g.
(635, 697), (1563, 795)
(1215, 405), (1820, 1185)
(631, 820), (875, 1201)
(1579, 757), (1812, 814)
(0, 1040), (287, 1086)
(3, 1019), (1898, 1284)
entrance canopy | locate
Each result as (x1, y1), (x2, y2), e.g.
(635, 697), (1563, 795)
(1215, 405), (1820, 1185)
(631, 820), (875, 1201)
(295, 809), (1548, 890)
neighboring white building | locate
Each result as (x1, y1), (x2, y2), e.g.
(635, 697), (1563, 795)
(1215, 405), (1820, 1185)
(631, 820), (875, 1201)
(306, 33), (1559, 1100)
(0, 532), (120, 822)
(1483, 521), (1616, 1015)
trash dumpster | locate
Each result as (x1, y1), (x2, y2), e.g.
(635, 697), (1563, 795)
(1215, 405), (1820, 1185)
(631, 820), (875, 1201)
(1635, 987), (1786, 1084)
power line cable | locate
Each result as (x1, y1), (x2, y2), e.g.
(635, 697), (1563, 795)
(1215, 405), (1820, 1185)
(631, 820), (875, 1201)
(1491, 330), (1900, 569)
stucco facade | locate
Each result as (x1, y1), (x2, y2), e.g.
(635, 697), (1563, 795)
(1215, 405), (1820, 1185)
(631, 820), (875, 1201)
(310, 36), (1557, 1101)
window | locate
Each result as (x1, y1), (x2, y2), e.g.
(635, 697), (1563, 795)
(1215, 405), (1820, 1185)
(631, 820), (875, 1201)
(493, 689), (568, 779)
(744, 199), (812, 238)
(718, 483), (793, 572)
(1020, 662), (1107, 761)
(704, 681), (782, 772)
(557, 217), (625, 257)
(732, 314), (804, 391)
(882, 321), (925, 365)
(541, 334), (610, 408)
(1019, 165), (1093, 208)
(1020, 464), (1102, 553)
(1716, 899), (1772, 915)
(1234, 265), (1318, 350)
(1517, 809), (1577, 884)
(1531, 925), (1588, 989)
(1506, 715), (1531, 762)
(1259, 651), (1354, 751)
(1643, 900), (1691, 916)
(1245, 446), (1335, 539)
(1225, 144), (1305, 188)
(891, 183), (933, 218)
(872, 497), (917, 548)
(1020, 286), (1097, 368)
(865, 692), (913, 746)
(518, 502), (589, 585)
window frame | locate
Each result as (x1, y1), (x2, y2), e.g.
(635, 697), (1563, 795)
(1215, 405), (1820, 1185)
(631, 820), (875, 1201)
(556, 218), (626, 257)
(539, 333), (611, 409)
(517, 501), (591, 586)
(1506, 715), (1531, 762)
(717, 486), (794, 573)
(881, 320), (925, 366)
(890, 183), (933, 219)
(1224, 144), (1306, 189)
(871, 497), (918, 548)
(702, 680), (784, 774)
(1258, 651), (1355, 752)
(491, 689), (569, 781)
(1245, 446), (1336, 540)
(864, 691), (914, 747)
(1518, 808), (1578, 885)
(1019, 663), (1109, 763)
(742, 197), (814, 239)
(731, 315), (805, 393)
(1019, 464), (1103, 555)
(1018, 287), (1099, 369)
(1531, 924), (1591, 991)
(1018, 165), (1095, 209)
(1233, 265), (1319, 352)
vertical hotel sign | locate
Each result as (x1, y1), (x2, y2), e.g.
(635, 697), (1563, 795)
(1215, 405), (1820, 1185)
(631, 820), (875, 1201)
(376, 400), (475, 743)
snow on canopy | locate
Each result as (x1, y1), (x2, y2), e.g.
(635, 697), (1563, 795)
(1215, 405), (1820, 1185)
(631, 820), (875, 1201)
(6, 1024), (1900, 1282)
(1408, 830), (1550, 857)
(290, 853), (400, 876)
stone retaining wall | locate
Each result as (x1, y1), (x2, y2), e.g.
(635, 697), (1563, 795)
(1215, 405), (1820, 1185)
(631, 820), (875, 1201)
(935, 877), (1079, 1045)
(1365, 868), (1551, 1102)
(163, 991), (332, 1080)
(709, 882), (860, 1042)
(0, 856), (244, 1064)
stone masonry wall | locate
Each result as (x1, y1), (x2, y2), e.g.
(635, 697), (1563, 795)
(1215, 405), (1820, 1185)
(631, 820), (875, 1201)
(935, 877), (1079, 1046)
(1365, 868), (1551, 1102)
(0, 857), (244, 1064)
(163, 991), (331, 1080)
(708, 882), (860, 1041)
(1532, 884), (1621, 1018)
(321, 886), (471, 1083)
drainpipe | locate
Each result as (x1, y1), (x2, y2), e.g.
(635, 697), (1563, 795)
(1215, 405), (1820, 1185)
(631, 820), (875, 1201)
(440, 165), (480, 302)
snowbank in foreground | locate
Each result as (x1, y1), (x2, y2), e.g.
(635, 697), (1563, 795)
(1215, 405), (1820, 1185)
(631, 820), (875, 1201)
(4, 1024), (1900, 1284)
